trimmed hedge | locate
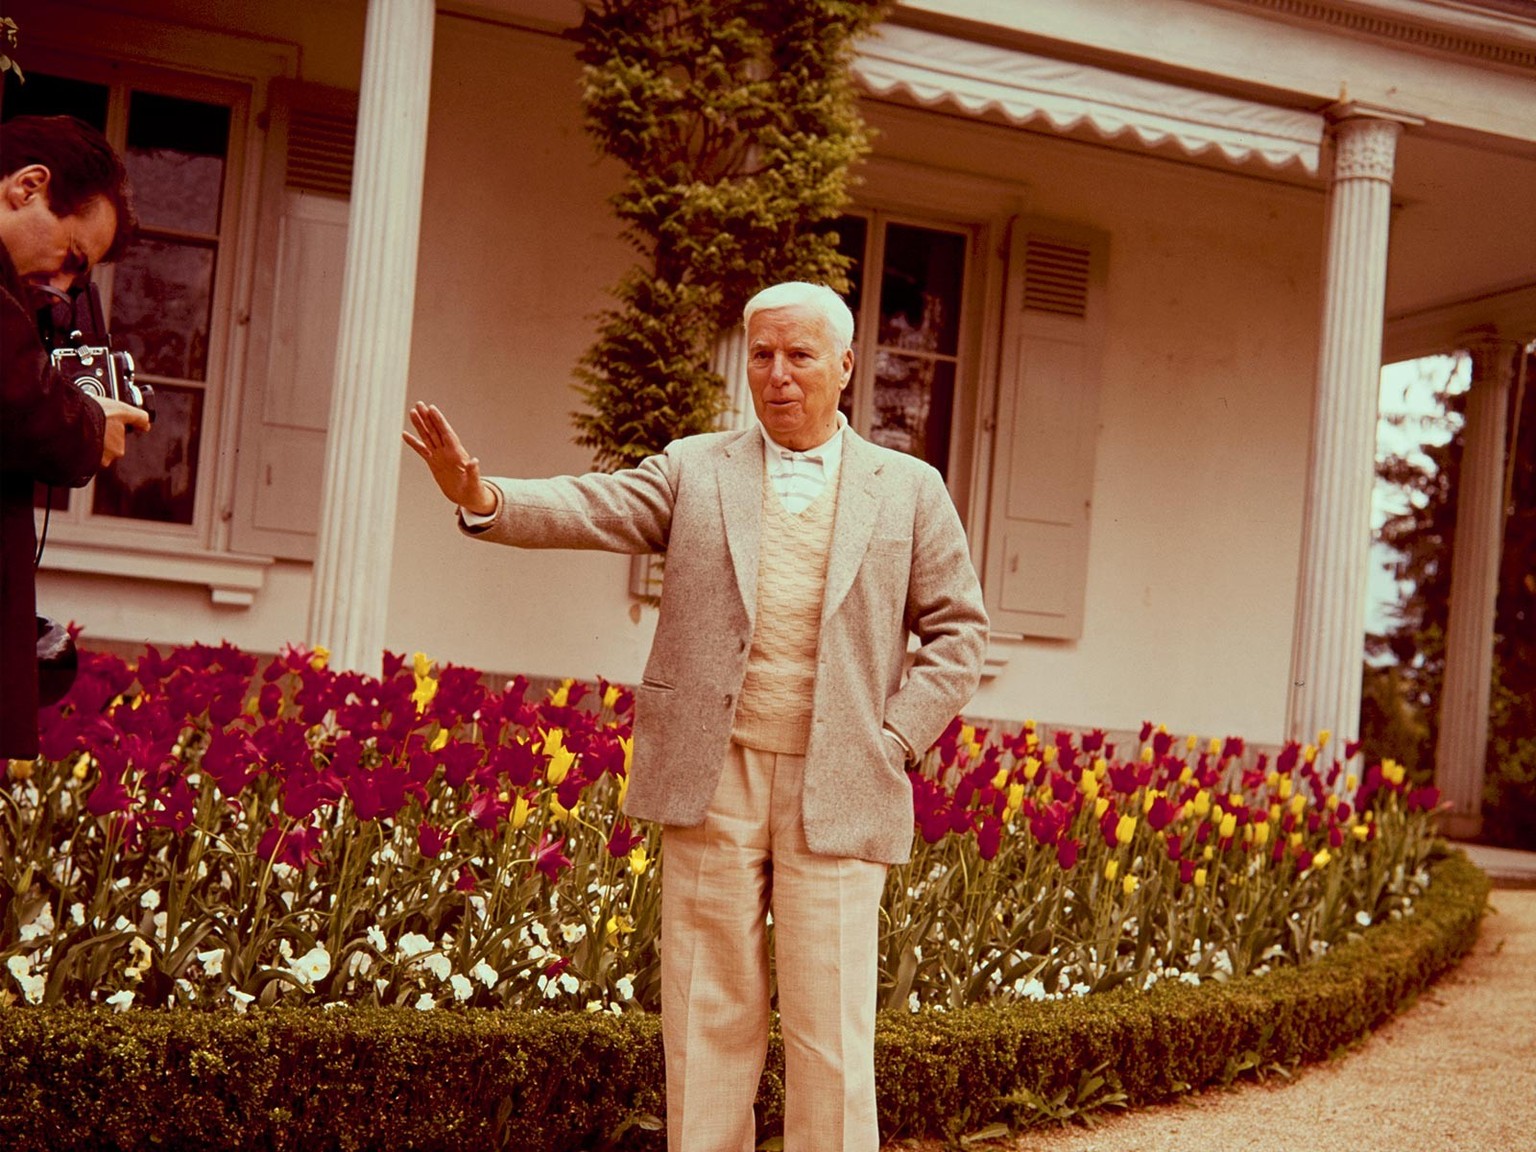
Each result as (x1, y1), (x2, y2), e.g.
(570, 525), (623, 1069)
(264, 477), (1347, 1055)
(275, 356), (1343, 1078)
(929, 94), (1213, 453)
(0, 851), (1489, 1151)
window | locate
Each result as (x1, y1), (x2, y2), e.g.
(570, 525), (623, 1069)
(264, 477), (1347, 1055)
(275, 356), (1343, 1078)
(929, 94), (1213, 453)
(833, 213), (972, 481)
(4, 61), (244, 545)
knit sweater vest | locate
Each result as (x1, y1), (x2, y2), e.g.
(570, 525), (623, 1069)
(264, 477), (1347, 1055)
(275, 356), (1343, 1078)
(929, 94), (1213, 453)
(729, 470), (840, 755)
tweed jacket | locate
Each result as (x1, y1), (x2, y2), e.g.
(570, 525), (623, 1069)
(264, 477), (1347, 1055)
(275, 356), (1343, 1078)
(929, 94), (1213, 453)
(468, 426), (989, 864)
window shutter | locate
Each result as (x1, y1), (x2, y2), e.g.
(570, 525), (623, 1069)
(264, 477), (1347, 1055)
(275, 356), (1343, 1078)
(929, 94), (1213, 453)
(982, 218), (1108, 639)
(229, 80), (356, 560)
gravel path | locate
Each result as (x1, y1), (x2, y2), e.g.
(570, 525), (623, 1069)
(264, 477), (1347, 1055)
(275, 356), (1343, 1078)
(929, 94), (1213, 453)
(884, 888), (1536, 1152)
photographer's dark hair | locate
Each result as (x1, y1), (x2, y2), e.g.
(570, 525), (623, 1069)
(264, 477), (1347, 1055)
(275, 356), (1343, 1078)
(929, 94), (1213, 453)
(0, 114), (135, 261)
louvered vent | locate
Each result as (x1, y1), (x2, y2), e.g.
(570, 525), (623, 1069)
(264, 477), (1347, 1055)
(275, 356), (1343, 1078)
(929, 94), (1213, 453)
(1023, 235), (1091, 318)
(285, 107), (355, 197)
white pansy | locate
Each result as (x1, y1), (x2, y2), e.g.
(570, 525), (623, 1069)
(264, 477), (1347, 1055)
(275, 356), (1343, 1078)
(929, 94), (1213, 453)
(1179, 972), (1201, 986)
(528, 922), (550, 947)
(614, 975), (634, 1001)
(68, 903), (85, 927)
(112, 916), (132, 933)
(414, 992), (436, 1011)
(197, 949), (225, 978)
(471, 960), (499, 989)
(449, 974), (473, 1002)
(152, 912), (168, 942)
(1018, 978), (1047, 1001)
(526, 944), (547, 963)
(366, 925), (388, 954)
(397, 932), (432, 958)
(139, 890), (161, 911)
(420, 953), (452, 983)
(559, 922), (587, 945)
(105, 989), (136, 1012)
(18, 903), (55, 943)
(1355, 911), (1373, 927)
(289, 944), (331, 984)
(908, 992), (921, 1013)
(585, 1000), (603, 1012)
(558, 972), (579, 995)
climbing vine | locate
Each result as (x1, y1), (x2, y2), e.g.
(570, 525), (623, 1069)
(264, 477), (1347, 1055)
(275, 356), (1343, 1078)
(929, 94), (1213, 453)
(573, 0), (890, 471)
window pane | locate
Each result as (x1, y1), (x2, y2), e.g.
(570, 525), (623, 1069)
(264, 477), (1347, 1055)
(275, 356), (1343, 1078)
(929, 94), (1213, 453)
(109, 237), (216, 380)
(1, 71), (109, 128)
(878, 225), (966, 356)
(871, 352), (955, 478)
(125, 92), (230, 234)
(832, 214), (868, 317)
(92, 384), (203, 524)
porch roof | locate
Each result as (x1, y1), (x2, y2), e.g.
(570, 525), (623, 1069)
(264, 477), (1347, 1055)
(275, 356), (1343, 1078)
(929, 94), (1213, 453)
(853, 23), (1325, 176)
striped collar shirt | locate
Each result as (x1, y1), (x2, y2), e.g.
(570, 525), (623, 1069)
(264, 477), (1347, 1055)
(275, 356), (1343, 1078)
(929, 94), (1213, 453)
(761, 414), (847, 514)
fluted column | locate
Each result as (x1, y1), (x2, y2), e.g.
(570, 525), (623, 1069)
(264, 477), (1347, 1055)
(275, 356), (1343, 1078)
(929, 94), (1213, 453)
(1435, 337), (1518, 837)
(308, 0), (435, 673)
(1287, 105), (1415, 750)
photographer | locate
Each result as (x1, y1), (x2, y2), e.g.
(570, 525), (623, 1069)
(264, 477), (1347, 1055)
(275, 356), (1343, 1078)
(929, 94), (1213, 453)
(1, 115), (148, 759)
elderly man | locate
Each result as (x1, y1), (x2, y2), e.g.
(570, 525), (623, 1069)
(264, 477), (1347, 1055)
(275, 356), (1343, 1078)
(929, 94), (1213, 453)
(405, 281), (988, 1151)
(1, 115), (148, 759)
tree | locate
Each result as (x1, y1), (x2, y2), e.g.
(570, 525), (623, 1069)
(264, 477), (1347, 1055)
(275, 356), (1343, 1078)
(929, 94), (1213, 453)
(1364, 346), (1536, 848)
(573, 0), (891, 472)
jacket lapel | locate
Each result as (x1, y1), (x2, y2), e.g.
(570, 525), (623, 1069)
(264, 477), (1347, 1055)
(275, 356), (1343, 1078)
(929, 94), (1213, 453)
(822, 429), (884, 624)
(717, 429), (764, 623)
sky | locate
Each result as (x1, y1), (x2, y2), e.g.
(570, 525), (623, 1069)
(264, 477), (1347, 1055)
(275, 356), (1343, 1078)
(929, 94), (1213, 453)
(1367, 354), (1469, 638)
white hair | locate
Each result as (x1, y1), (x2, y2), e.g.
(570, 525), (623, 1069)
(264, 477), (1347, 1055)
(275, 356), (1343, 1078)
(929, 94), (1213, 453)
(742, 282), (855, 352)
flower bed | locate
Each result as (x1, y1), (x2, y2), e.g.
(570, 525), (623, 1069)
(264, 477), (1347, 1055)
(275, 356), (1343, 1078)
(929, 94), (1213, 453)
(2, 643), (1444, 1017)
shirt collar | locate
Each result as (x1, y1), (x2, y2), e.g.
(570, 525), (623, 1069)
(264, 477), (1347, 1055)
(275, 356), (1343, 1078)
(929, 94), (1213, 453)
(761, 412), (848, 469)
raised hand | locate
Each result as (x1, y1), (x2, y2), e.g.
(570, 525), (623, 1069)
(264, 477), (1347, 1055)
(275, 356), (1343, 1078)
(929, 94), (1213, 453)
(402, 401), (496, 515)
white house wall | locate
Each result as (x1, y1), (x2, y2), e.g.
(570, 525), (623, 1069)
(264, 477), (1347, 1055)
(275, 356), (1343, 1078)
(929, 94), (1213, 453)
(20, 1), (1438, 749)
(863, 106), (1326, 742)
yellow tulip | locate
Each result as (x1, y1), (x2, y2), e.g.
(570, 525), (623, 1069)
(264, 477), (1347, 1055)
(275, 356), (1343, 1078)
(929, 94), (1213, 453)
(1185, 734), (1198, 752)
(1104, 860), (1119, 881)
(1007, 782), (1026, 814)
(1326, 793), (1340, 811)
(1252, 821), (1270, 847)
(1081, 772), (1100, 800)
(1142, 789), (1158, 813)
(1116, 814), (1137, 843)
(309, 645), (330, 671)
(1289, 792), (1306, 818)
(1194, 867), (1207, 888)
(1042, 745), (1059, 765)
(617, 773), (630, 807)
(628, 847), (649, 876)
(1218, 812), (1237, 840)
(1289, 831), (1304, 849)
(1094, 797), (1110, 819)
(1317, 729), (1332, 748)
(1312, 848), (1332, 869)
(1140, 746), (1155, 764)
(1278, 775), (1293, 800)
(1346, 773), (1360, 791)
(511, 795), (531, 829)
(429, 728), (449, 753)
(546, 745), (576, 787)
(1023, 756), (1042, 781)
(1303, 743), (1317, 764)
(1093, 756), (1108, 777)
(619, 734), (633, 775)
(72, 755), (92, 782)
(548, 679), (573, 708)
(1209, 737), (1223, 756)
(1193, 790), (1211, 818)
(1178, 765), (1193, 784)
(412, 651), (433, 678)
(1353, 823), (1370, 841)
(1123, 875), (1139, 896)
(412, 673), (438, 715)
(992, 768), (1010, 791)
(602, 684), (621, 711)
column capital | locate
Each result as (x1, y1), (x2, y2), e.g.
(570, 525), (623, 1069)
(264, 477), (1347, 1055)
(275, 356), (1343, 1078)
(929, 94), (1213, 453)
(1324, 100), (1424, 129)
(1457, 328), (1522, 387)
(1326, 112), (1413, 183)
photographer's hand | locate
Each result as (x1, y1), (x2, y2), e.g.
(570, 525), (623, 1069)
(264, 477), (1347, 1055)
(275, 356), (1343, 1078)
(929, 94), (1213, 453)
(90, 396), (151, 468)
(403, 401), (497, 515)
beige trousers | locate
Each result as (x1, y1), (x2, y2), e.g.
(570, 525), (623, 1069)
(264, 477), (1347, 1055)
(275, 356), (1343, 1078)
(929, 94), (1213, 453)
(661, 742), (889, 1152)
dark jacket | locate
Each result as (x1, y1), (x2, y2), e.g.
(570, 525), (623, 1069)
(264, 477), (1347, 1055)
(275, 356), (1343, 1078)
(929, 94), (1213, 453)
(1, 243), (104, 758)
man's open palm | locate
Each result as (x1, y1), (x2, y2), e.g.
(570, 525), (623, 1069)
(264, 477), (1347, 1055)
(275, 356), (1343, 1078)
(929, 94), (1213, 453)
(402, 401), (494, 514)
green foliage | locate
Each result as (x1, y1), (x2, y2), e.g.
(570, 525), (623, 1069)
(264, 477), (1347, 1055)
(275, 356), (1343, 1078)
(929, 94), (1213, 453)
(1363, 347), (1536, 847)
(572, 0), (890, 471)
(0, 853), (1488, 1151)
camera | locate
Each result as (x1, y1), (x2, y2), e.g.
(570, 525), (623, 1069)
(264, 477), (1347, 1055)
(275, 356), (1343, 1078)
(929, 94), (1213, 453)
(39, 282), (154, 423)
(51, 339), (151, 419)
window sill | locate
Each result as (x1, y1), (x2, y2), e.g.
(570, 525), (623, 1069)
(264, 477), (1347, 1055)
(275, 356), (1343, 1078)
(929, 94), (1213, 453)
(38, 541), (277, 608)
